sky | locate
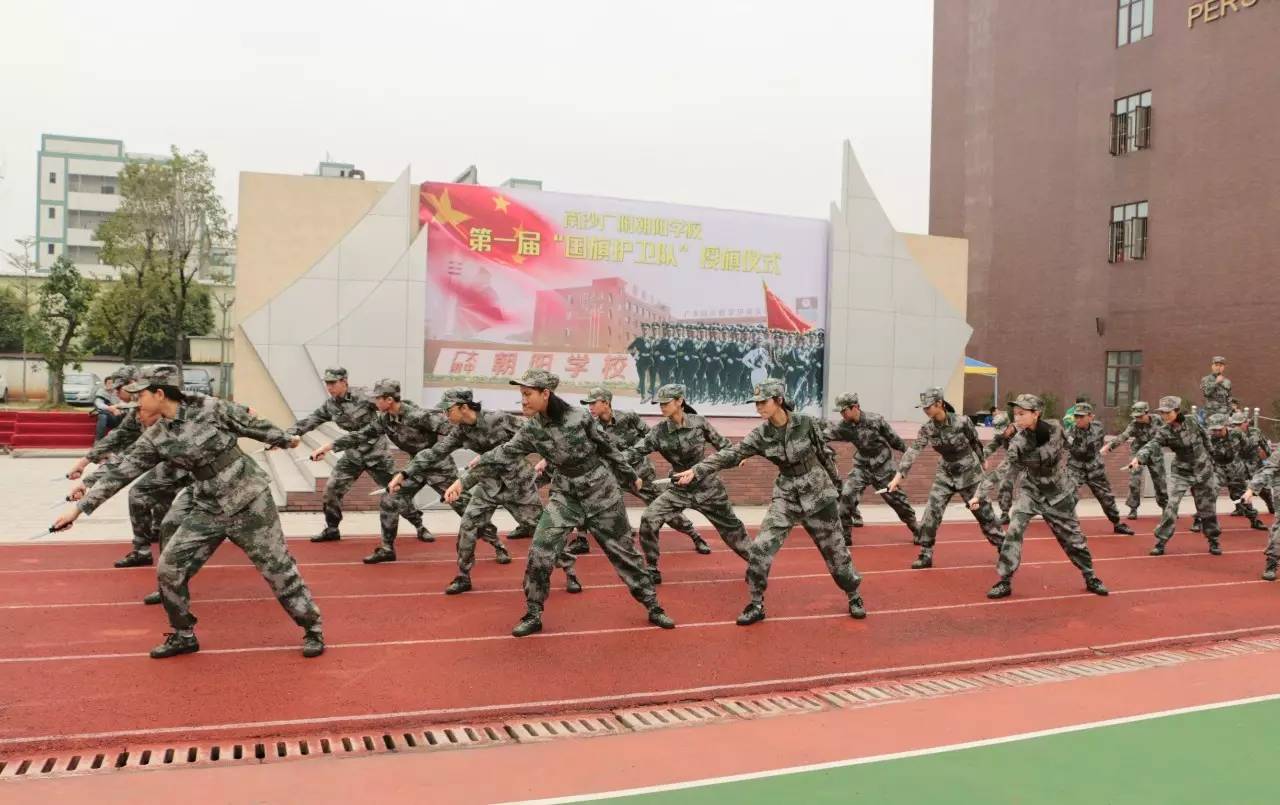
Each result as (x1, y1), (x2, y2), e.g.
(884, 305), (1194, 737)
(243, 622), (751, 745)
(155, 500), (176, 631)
(0, 0), (934, 255)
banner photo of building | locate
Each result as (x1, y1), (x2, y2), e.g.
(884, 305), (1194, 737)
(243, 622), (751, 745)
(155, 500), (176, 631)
(420, 182), (830, 415)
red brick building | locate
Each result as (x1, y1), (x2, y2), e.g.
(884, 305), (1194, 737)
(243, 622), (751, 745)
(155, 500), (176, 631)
(532, 277), (670, 352)
(931, 1), (1280, 427)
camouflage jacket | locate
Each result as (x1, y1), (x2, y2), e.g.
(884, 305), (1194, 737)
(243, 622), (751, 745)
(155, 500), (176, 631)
(822, 411), (907, 471)
(467, 407), (636, 517)
(1241, 427), (1271, 470)
(898, 412), (985, 487)
(77, 398), (291, 517)
(1134, 414), (1214, 482)
(693, 413), (840, 514)
(626, 413), (733, 478)
(85, 408), (145, 463)
(1106, 418), (1165, 452)
(1207, 429), (1250, 477)
(1200, 374), (1232, 414)
(403, 409), (533, 486)
(287, 388), (390, 461)
(596, 410), (656, 479)
(1064, 420), (1107, 471)
(982, 427), (1017, 460)
(977, 419), (1073, 507)
(1248, 449), (1280, 494)
(331, 400), (453, 474)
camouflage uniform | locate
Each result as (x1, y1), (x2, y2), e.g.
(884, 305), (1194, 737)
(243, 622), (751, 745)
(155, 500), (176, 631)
(405, 388), (573, 586)
(822, 392), (919, 541)
(1246, 450), (1280, 578)
(1237, 413), (1275, 514)
(692, 379), (863, 618)
(332, 380), (501, 560)
(1200, 358), (1232, 419)
(982, 413), (1019, 524)
(76, 367), (321, 648)
(626, 384), (750, 577)
(287, 367), (425, 541)
(1106, 402), (1169, 515)
(1205, 415), (1265, 528)
(975, 395), (1104, 596)
(578, 388), (702, 551)
(898, 388), (1005, 566)
(1133, 397), (1223, 554)
(468, 370), (669, 632)
(1063, 404), (1125, 528)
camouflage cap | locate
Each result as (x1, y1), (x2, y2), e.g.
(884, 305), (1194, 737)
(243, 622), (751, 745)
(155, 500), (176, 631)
(109, 364), (140, 385)
(652, 383), (686, 404)
(834, 392), (859, 410)
(579, 386), (613, 405)
(435, 387), (473, 410)
(749, 378), (787, 403)
(1008, 393), (1043, 412)
(371, 378), (401, 398)
(1155, 395), (1182, 413)
(915, 387), (945, 409)
(509, 368), (559, 391)
(1207, 413), (1229, 430)
(992, 411), (1010, 428)
(1130, 401), (1151, 418)
(1212, 355), (1227, 364)
(122, 364), (179, 393)
(1229, 412), (1249, 426)
(322, 367), (348, 383)
(1073, 402), (1095, 416)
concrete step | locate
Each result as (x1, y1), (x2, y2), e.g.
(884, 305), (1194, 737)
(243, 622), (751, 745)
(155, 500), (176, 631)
(265, 449), (313, 494)
(250, 450), (287, 507)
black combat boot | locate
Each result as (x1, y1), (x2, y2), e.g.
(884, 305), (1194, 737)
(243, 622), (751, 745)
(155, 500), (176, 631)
(1113, 522), (1134, 535)
(690, 533), (712, 555)
(114, 550), (153, 568)
(848, 594), (867, 620)
(445, 575), (472, 595)
(512, 605), (543, 637)
(911, 550), (933, 570)
(565, 573), (583, 594)
(1207, 537), (1223, 556)
(1084, 575), (1109, 596)
(363, 545), (396, 564)
(736, 601), (766, 626)
(416, 525), (435, 543)
(1263, 561), (1278, 582)
(986, 578), (1012, 599)
(494, 545), (512, 564)
(302, 629), (325, 658)
(150, 630), (199, 659)
(1127, 508), (1139, 520)
(142, 591), (162, 606)
(1149, 541), (1166, 556)
(311, 527), (340, 543)
(647, 605), (675, 629)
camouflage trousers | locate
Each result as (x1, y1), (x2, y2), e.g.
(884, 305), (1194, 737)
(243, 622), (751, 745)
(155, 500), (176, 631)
(1261, 483), (1280, 562)
(746, 497), (860, 605)
(996, 492), (1095, 580)
(456, 474), (573, 578)
(381, 467), (499, 551)
(1125, 454), (1169, 512)
(156, 488), (321, 633)
(325, 452), (424, 534)
(916, 475), (1005, 552)
(837, 461), (918, 537)
(1212, 468), (1260, 518)
(1153, 470), (1221, 546)
(995, 473), (1016, 521)
(630, 474), (698, 536)
(524, 490), (656, 612)
(128, 469), (192, 554)
(637, 477), (750, 572)
(1068, 463), (1122, 525)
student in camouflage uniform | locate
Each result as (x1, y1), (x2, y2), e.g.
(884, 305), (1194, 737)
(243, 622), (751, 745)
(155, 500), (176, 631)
(1235, 411), (1274, 514)
(52, 365), (324, 659)
(822, 392), (919, 544)
(1204, 414), (1268, 530)
(1127, 396), (1224, 556)
(625, 383), (750, 582)
(398, 387), (580, 595)
(568, 387), (709, 556)
(887, 388), (1006, 570)
(627, 323), (657, 402)
(1200, 356), (1232, 421)
(455, 369), (674, 637)
(287, 367), (430, 544)
(673, 378), (865, 626)
(312, 379), (508, 565)
(1064, 403), (1134, 535)
(982, 411), (1019, 526)
(1243, 449), (1280, 580)
(1100, 401), (1169, 519)
(970, 394), (1109, 600)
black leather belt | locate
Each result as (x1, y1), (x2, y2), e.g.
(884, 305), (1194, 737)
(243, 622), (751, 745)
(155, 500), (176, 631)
(778, 456), (819, 478)
(556, 456), (603, 479)
(191, 446), (244, 481)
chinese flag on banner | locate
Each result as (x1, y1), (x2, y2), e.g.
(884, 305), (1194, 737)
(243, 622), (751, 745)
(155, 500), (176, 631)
(762, 281), (814, 332)
(420, 183), (563, 273)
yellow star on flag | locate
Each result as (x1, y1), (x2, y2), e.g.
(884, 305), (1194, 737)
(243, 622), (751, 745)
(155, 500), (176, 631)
(492, 195), (511, 213)
(424, 189), (471, 234)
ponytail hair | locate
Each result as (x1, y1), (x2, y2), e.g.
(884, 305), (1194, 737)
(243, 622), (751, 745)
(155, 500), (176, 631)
(681, 401), (698, 414)
(774, 396), (794, 412)
(545, 392), (571, 425)
(942, 399), (956, 414)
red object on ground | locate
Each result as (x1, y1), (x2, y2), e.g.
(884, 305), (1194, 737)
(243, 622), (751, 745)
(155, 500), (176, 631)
(762, 281), (813, 332)
(0, 410), (96, 449)
(0, 517), (1276, 755)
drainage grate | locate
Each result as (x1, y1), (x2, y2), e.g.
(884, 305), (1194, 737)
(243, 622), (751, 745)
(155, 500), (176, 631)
(503, 714), (623, 743)
(614, 703), (732, 731)
(715, 693), (826, 719)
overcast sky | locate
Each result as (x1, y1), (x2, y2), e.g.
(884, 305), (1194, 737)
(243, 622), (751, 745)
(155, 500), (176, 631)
(0, 0), (934, 254)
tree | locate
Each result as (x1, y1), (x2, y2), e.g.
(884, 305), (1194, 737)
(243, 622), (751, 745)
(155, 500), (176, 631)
(2, 237), (40, 400)
(83, 271), (214, 360)
(0, 287), (27, 352)
(30, 256), (96, 405)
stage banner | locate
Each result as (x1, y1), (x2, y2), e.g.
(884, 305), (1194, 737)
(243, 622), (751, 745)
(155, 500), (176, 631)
(421, 182), (829, 416)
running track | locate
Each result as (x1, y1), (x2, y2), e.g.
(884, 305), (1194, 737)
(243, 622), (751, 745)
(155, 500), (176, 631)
(1, 515), (1277, 754)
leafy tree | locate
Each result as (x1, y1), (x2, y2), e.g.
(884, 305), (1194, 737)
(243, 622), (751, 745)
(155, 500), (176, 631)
(29, 257), (96, 404)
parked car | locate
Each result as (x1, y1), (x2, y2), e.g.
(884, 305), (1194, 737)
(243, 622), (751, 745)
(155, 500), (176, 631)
(183, 368), (214, 396)
(0, 373), (8, 403)
(62, 372), (101, 406)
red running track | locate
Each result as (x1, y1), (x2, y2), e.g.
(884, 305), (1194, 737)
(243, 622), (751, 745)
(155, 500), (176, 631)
(1, 515), (1278, 754)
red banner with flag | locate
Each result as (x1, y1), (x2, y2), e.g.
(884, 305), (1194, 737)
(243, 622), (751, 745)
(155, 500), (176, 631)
(763, 281), (814, 332)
